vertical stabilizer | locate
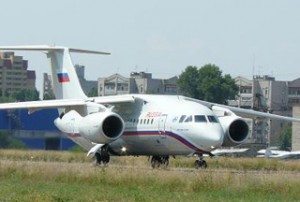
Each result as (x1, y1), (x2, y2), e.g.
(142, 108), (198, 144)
(0, 45), (110, 99)
(47, 48), (86, 99)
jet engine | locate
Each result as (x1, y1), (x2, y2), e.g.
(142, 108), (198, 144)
(78, 111), (125, 144)
(212, 106), (249, 147)
(54, 110), (124, 144)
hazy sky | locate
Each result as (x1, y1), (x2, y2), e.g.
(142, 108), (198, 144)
(1, 0), (300, 93)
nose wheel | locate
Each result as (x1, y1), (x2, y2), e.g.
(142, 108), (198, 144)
(194, 154), (207, 169)
(95, 152), (110, 165)
(151, 155), (169, 168)
(94, 145), (110, 165)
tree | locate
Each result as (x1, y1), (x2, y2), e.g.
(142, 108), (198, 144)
(12, 89), (40, 101)
(43, 93), (56, 100)
(177, 64), (238, 104)
(177, 66), (199, 98)
(0, 131), (26, 149)
(278, 123), (291, 151)
(88, 87), (98, 97)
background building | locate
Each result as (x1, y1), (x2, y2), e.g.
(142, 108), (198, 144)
(0, 109), (75, 150)
(292, 104), (300, 151)
(75, 64), (97, 96)
(98, 71), (178, 96)
(43, 73), (55, 99)
(229, 75), (299, 146)
(0, 52), (36, 96)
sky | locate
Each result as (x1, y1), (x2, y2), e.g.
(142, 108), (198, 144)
(1, 0), (300, 94)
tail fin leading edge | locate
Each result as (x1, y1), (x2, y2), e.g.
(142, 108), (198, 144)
(0, 45), (110, 99)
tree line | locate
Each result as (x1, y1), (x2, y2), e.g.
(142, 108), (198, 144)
(177, 64), (238, 104)
(0, 89), (39, 102)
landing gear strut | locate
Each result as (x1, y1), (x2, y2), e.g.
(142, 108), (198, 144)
(151, 155), (169, 168)
(194, 154), (207, 169)
(94, 145), (110, 165)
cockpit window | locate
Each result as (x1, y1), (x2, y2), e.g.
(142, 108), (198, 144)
(194, 115), (207, 123)
(207, 115), (219, 123)
(179, 115), (186, 123)
(184, 115), (193, 123)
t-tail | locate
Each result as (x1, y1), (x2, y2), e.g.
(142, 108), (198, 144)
(0, 45), (110, 99)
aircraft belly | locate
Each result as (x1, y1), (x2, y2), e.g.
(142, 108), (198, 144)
(62, 133), (94, 151)
(109, 132), (192, 156)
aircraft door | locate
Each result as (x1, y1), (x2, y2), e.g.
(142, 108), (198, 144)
(68, 118), (76, 135)
(158, 114), (167, 139)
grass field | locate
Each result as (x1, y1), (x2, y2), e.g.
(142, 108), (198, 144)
(1, 150), (300, 202)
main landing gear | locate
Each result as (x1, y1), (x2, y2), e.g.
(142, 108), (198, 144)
(150, 155), (169, 168)
(94, 146), (110, 165)
(194, 154), (207, 169)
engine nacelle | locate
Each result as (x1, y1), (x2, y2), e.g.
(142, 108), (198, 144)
(78, 111), (125, 144)
(218, 115), (249, 147)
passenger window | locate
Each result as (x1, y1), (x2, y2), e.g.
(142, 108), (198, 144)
(207, 115), (219, 123)
(147, 119), (150, 124)
(151, 119), (154, 124)
(184, 115), (193, 123)
(140, 119), (143, 124)
(179, 115), (186, 123)
(195, 115), (207, 123)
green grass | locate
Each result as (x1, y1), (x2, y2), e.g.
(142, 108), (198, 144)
(1, 150), (300, 201)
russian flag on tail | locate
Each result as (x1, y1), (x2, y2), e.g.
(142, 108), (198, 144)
(57, 73), (70, 83)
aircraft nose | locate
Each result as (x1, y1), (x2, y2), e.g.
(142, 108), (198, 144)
(206, 126), (224, 148)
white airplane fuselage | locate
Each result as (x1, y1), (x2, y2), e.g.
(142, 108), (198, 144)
(59, 94), (224, 156)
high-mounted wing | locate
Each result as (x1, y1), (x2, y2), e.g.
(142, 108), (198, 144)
(182, 96), (300, 122)
(0, 99), (86, 110)
(0, 95), (136, 112)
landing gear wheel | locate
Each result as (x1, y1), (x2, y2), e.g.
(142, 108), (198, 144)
(151, 158), (160, 168)
(94, 151), (110, 166)
(194, 159), (207, 169)
(151, 155), (170, 168)
(102, 154), (110, 165)
(94, 152), (102, 165)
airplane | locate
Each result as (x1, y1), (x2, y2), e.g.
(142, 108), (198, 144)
(257, 147), (300, 159)
(0, 45), (300, 169)
(211, 148), (249, 157)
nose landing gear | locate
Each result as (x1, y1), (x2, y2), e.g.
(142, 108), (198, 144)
(150, 155), (169, 168)
(94, 145), (110, 165)
(194, 154), (207, 169)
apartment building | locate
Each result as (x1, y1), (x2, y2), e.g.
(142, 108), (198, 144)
(98, 72), (178, 96)
(229, 75), (300, 146)
(75, 64), (97, 95)
(0, 52), (36, 95)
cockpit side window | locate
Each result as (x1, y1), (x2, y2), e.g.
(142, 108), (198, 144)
(184, 115), (193, 123)
(194, 115), (207, 123)
(207, 115), (219, 123)
(179, 115), (186, 123)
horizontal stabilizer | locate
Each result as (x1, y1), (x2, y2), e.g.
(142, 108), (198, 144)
(0, 45), (110, 55)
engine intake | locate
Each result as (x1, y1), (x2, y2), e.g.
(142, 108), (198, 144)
(102, 115), (124, 139)
(219, 116), (249, 147)
(78, 111), (124, 144)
